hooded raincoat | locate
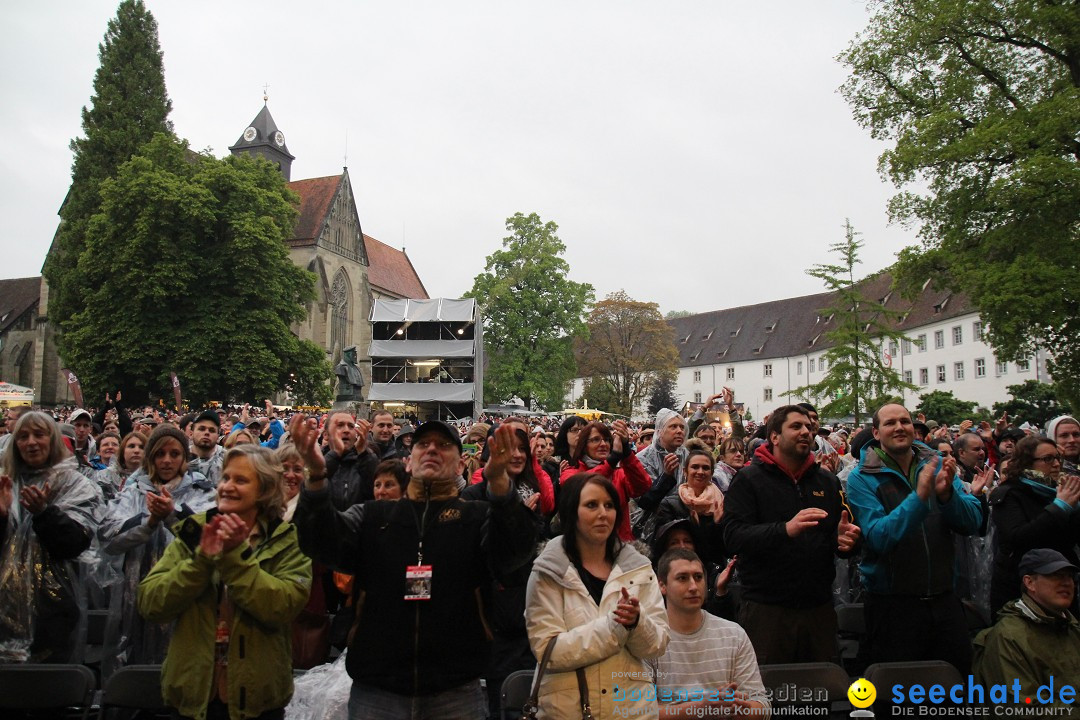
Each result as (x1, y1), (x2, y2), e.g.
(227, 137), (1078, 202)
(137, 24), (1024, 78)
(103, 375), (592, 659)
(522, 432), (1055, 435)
(0, 456), (102, 663)
(98, 468), (216, 673)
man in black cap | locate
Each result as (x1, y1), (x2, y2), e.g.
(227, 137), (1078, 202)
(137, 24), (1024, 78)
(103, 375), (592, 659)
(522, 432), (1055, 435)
(974, 549), (1080, 701)
(290, 416), (539, 718)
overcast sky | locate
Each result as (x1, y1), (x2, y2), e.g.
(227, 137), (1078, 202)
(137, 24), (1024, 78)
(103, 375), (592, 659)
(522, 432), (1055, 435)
(1, 0), (914, 315)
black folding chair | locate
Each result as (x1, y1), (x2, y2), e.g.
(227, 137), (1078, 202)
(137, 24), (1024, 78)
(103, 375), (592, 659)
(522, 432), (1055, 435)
(499, 669), (535, 720)
(760, 661), (852, 718)
(0, 664), (97, 720)
(864, 660), (965, 712)
(97, 665), (169, 720)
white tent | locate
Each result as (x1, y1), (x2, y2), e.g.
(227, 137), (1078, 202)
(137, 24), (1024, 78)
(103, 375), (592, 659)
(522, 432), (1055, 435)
(0, 381), (34, 406)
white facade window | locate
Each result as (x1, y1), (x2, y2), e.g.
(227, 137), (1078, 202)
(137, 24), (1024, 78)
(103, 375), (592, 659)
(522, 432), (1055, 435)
(996, 360), (1008, 375)
(809, 359), (816, 373)
(1017, 358), (1031, 372)
(763, 387), (773, 402)
(890, 341), (899, 357)
(694, 392), (702, 403)
(973, 321), (984, 342)
(693, 370), (701, 382)
(937, 365), (946, 383)
(934, 330), (945, 349)
(904, 370), (913, 384)
(797, 360), (803, 375)
(902, 339), (912, 355)
(821, 358), (828, 371)
(763, 363), (772, 377)
(917, 334), (927, 352)
(952, 326), (962, 345)
(954, 361), (965, 380)
(726, 367), (735, 381)
(919, 368), (929, 385)
(975, 358), (986, 378)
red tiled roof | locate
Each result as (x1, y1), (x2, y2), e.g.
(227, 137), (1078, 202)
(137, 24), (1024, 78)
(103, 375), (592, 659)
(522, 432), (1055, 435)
(0, 276), (41, 334)
(287, 175), (342, 246)
(363, 234), (429, 299)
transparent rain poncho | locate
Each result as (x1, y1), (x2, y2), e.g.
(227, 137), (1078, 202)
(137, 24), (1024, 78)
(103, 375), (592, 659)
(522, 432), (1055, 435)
(0, 457), (103, 663)
(97, 468), (215, 677)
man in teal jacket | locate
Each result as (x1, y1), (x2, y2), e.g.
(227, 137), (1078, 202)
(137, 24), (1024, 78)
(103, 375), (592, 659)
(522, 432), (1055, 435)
(845, 403), (983, 674)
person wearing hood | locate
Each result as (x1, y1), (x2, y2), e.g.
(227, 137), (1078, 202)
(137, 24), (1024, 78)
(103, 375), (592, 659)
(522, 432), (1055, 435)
(0, 411), (102, 663)
(188, 409), (225, 486)
(98, 424), (216, 674)
(393, 422), (415, 456)
(635, 409), (689, 526)
(1047, 414), (1080, 474)
(974, 549), (1080, 705)
(845, 403), (982, 673)
(721, 405), (861, 665)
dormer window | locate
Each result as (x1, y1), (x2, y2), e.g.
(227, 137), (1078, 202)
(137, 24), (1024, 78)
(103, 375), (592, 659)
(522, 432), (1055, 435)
(702, 330), (713, 341)
(681, 334), (691, 344)
(765, 322), (776, 333)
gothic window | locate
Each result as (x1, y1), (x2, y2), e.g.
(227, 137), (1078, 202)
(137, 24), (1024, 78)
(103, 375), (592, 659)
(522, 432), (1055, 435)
(330, 269), (352, 353)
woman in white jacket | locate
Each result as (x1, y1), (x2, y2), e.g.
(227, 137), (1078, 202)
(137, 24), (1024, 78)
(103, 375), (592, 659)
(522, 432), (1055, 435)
(525, 472), (668, 719)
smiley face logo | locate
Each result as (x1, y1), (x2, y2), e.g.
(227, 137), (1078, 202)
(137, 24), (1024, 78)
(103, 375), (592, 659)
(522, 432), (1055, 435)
(848, 678), (876, 709)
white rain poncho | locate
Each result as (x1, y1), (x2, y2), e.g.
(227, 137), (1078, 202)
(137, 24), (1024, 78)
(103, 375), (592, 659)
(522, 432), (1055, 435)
(98, 468), (215, 676)
(0, 457), (103, 663)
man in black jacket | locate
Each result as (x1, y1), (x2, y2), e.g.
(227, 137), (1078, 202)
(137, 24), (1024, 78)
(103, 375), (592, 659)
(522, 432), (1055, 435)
(292, 417), (538, 718)
(321, 411), (378, 510)
(721, 404), (860, 664)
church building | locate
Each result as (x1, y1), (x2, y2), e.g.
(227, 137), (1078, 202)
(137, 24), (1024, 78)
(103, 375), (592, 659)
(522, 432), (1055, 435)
(14, 101), (427, 405)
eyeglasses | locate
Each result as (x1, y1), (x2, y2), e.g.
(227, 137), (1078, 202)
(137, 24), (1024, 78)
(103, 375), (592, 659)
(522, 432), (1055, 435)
(1033, 454), (1063, 464)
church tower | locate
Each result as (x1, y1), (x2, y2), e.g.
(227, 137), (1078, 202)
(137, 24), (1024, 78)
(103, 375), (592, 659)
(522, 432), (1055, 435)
(229, 99), (295, 180)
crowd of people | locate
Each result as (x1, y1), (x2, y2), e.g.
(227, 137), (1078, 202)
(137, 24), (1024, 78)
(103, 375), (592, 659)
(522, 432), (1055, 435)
(0, 388), (1078, 718)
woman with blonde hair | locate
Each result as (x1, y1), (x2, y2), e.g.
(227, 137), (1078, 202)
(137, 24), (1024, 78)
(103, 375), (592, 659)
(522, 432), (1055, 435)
(139, 444), (311, 720)
(0, 411), (101, 663)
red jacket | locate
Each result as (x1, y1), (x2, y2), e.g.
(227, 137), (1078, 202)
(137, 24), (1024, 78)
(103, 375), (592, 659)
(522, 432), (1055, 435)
(470, 456), (555, 515)
(561, 453), (652, 542)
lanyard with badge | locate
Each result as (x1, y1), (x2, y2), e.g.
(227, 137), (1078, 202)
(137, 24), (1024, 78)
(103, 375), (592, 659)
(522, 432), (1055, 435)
(405, 495), (433, 601)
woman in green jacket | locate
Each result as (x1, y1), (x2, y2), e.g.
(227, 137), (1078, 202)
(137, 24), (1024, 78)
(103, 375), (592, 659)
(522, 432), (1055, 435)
(137, 444), (311, 720)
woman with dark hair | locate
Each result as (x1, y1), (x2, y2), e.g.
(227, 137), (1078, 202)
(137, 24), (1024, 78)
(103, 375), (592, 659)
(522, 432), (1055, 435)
(469, 423), (555, 516)
(525, 472), (668, 718)
(561, 420), (651, 541)
(989, 435), (1080, 616)
(138, 444), (311, 720)
(99, 425), (216, 674)
(654, 442), (725, 549)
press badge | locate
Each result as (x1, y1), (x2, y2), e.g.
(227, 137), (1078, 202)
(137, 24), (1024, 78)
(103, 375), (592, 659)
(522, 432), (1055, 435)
(405, 565), (433, 601)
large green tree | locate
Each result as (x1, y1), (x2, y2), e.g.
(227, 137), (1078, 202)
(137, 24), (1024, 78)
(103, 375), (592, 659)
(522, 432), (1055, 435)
(840, 0), (1080, 408)
(916, 390), (979, 426)
(785, 220), (915, 423)
(465, 212), (593, 411)
(993, 379), (1070, 428)
(45, 0), (173, 331)
(576, 291), (680, 418)
(63, 134), (331, 404)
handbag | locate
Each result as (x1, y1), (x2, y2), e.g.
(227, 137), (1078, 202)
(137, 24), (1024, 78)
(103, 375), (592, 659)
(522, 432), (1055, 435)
(522, 636), (594, 720)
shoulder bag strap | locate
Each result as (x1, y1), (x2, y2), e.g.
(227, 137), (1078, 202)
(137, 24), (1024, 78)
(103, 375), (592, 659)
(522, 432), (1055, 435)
(575, 667), (594, 720)
(522, 636), (558, 719)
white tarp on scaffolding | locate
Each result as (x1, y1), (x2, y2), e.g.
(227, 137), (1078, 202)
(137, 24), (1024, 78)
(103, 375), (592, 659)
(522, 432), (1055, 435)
(367, 383), (476, 403)
(368, 340), (475, 358)
(370, 298), (476, 323)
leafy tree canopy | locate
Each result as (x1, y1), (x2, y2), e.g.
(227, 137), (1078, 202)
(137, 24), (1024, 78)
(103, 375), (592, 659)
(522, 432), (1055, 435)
(840, 0), (1080, 409)
(465, 212), (593, 411)
(45, 0), (173, 327)
(916, 390), (979, 427)
(576, 291), (680, 418)
(785, 220), (915, 423)
(62, 134), (331, 404)
(992, 379), (1070, 429)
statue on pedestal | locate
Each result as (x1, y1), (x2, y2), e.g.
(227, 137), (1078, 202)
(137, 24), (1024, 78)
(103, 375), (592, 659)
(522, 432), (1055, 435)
(334, 346), (365, 410)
